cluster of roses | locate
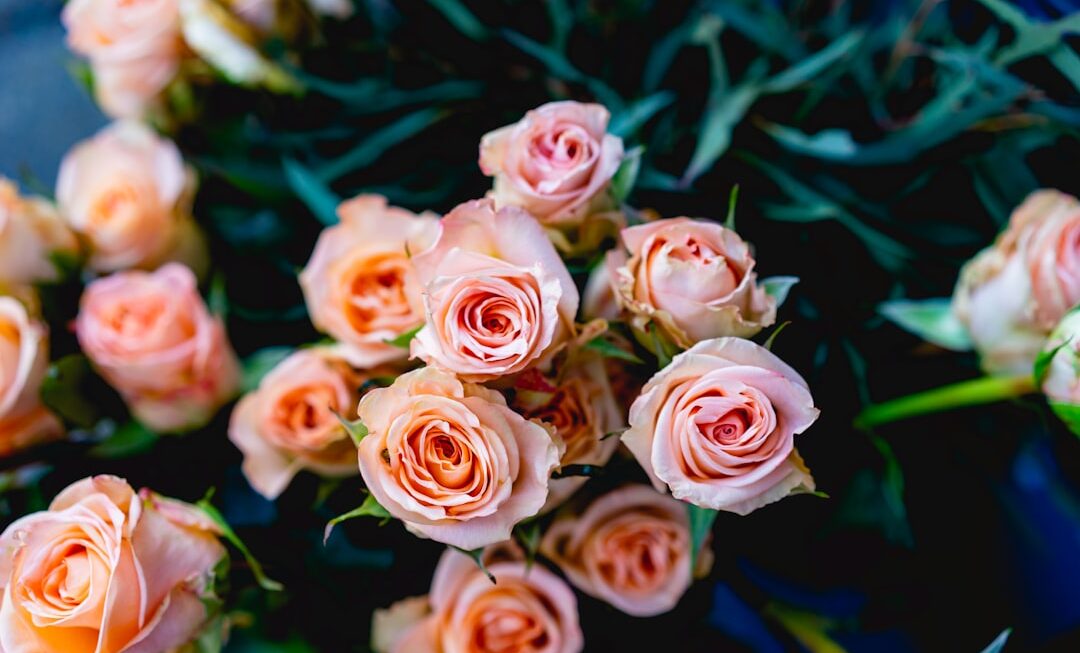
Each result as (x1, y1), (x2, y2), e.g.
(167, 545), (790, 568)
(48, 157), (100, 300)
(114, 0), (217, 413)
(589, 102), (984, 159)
(0, 94), (821, 651)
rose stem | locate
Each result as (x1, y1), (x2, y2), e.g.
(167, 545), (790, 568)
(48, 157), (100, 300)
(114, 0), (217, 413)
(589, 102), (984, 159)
(853, 373), (1038, 430)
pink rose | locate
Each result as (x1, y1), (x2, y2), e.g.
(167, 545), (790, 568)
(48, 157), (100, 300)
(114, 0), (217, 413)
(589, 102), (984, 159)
(0, 475), (226, 653)
(609, 218), (777, 348)
(230, 348), (400, 499)
(0, 298), (63, 456)
(1040, 309), (1080, 437)
(300, 195), (438, 367)
(511, 356), (624, 511)
(622, 338), (818, 514)
(62, 0), (182, 118)
(75, 263), (240, 433)
(372, 545), (583, 653)
(479, 101), (624, 227)
(356, 367), (561, 549)
(541, 485), (711, 616)
(953, 190), (1080, 374)
(56, 122), (207, 276)
(410, 199), (579, 382)
(0, 180), (79, 286)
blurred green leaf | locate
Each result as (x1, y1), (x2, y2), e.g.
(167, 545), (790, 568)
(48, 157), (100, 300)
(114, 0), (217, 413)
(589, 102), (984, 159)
(979, 628), (1012, 653)
(610, 93), (675, 137)
(687, 504), (717, 572)
(879, 298), (973, 351)
(40, 355), (100, 428)
(89, 422), (159, 459)
(609, 146), (643, 204)
(315, 108), (446, 182)
(197, 494), (284, 592)
(584, 336), (644, 365)
(501, 30), (623, 110)
(451, 545), (496, 583)
(324, 493), (390, 543)
(1050, 401), (1080, 439)
(384, 324), (423, 349)
(283, 158), (341, 226)
(242, 348), (293, 393)
(682, 80), (761, 185)
(761, 31), (864, 94)
(762, 276), (799, 309)
(427, 0), (489, 40)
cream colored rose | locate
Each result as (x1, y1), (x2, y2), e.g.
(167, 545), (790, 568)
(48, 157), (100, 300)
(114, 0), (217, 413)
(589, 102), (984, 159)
(75, 263), (240, 433)
(230, 348), (401, 499)
(0, 475), (226, 653)
(372, 545), (583, 653)
(0, 298), (63, 457)
(0, 180), (79, 286)
(62, 0), (182, 118)
(1039, 308), (1080, 438)
(511, 356), (624, 511)
(56, 122), (207, 276)
(609, 218), (776, 348)
(622, 338), (818, 514)
(356, 367), (561, 550)
(953, 190), (1080, 374)
(300, 195), (438, 367)
(541, 485), (711, 616)
(410, 199), (579, 382)
(480, 101), (624, 228)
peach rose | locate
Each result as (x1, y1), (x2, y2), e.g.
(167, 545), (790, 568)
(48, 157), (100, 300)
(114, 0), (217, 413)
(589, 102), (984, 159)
(230, 348), (401, 499)
(0, 475), (226, 653)
(75, 263), (240, 433)
(356, 367), (561, 549)
(622, 338), (818, 514)
(372, 545), (583, 653)
(57, 122), (207, 276)
(0, 298), (63, 456)
(62, 0), (182, 119)
(511, 357), (624, 511)
(410, 199), (578, 382)
(541, 485), (711, 616)
(300, 195), (438, 367)
(479, 101), (624, 228)
(609, 218), (776, 348)
(0, 180), (79, 286)
(953, 190), (1080, 374)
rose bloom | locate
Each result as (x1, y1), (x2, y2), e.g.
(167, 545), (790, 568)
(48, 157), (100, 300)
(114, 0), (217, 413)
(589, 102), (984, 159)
(609, 218), (777, 348)
(1040, 309), (1080, 437)
(622, 337), (818, 514)
(62, 0), (182, 118)
(411, 199), (579, 382)
(75, 263), (240, 433)
(0, 180), (79, 286)
(300, 195), (438, 367)
(479, 101), (624, 229)
(953, 190), (1080, 374)
(0, 475), (226, 653)
(0, 298), (63, 456)
(541, 485), (712, 616)
(356, 367), (561, 550)
(230, 348), (401, 499)
(57, 121), (207, 276)
(511, 356), (623, 511)
(372, 545), (583, 653)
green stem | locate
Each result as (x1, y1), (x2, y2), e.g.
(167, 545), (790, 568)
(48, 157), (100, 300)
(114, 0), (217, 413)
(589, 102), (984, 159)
(854, 374), (1037, 430)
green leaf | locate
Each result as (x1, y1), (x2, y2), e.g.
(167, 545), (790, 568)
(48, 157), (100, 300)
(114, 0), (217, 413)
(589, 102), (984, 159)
(610, 93), (675, 137)
(324, 492), (391, 543)
(648, 323), (677, 368)
(682, 73), (764, 185)
(500, 30), (623, 110)
(427, 0), (488, 40)
(384, 324), (423, 349)
(760, 30), (864, 94)
(196, 494), (284, 591)
(761, 276), (799, 309)
(334, 413), (368, 447)
(687, 504), (717, 572)
(609, 146), (643, 204)
(451, 545), (496, 584)
(725, 184), (739, 230)
(879, 299), (973, 351)
(763, 321), (792, 352)
(979, 628), (1012, 653)
(584, 336), (644, 365)
(241, 347), (293, 393)
(89, 421), (159, 459)
(315, 108), (446, 182)
(1034, 339), (1070, 386)
(40, 355), (100, 428)
(283, 158), (341, 226)
(514, 520), (542, 569)
(1050, 401), (1080, 439)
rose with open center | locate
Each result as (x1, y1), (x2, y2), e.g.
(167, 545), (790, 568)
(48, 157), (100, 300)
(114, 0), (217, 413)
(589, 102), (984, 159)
(372, 545), (583, 653)
(356, 367), (561, 550)
(411, 199), (578, 382)
(0, 298), (63, 456)
(609, 218), (776, 348)
(300, 195), (438, 367)
(541, 485), (710, 616)
(622, 338), (818, 514)
(0, 475), (226, 653)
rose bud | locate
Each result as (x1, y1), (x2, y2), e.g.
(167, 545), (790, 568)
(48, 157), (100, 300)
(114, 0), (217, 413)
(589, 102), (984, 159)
(1039, 308), (1080, 435)
(356, 366), (561, 550)
(0, 297), (63, 456)
(608, 217), (777, 349)
(511, 356), (624, 511)
(622, 337), (818, 515)
(410, 199), (579, 382)
(62, 0), (182, 118)
(0, 180), (79, 286)
(75, 263), (240, 433)
(541, 485), (712, 616)
(300, 195), (438, 367)
(0, 475), (227, 653)
(953, 190), (1080, 374)
(372, 545), (583, 653)
(56, 121), (208, 277)
(229, 347), (402, 499)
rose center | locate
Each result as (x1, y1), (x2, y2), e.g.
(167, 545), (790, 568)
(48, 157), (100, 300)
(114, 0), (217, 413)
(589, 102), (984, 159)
(343, 253), (415, 333)
(271, 384), (341, 449)
(472, 601), (547, 653)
